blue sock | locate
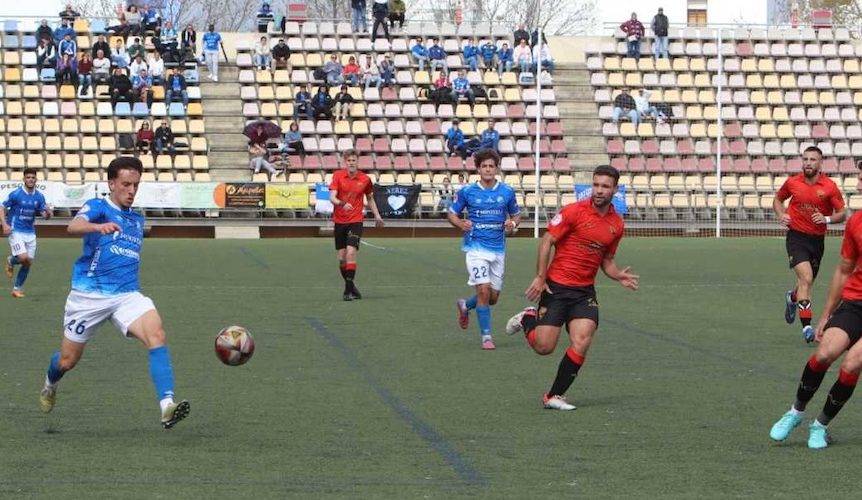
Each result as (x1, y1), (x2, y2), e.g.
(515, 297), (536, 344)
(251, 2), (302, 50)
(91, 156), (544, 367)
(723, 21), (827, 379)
(476, 305), (492, 335)
(14, 265), (30, 289)
(47, 351), (65, 384)
(465, 295), (478, 311)
(148, 346), (176, 401)
(9, 255), (19, 266)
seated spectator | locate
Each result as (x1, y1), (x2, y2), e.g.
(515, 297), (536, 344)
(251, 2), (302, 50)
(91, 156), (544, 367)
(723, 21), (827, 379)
(620, 12), (645, 58)
(36, 38), (56, 73)
(272, 38), (290, 69)
(257, 0), (274, 33)
(530, 27), (547, 48)
(513, 24), (529, 46)
(53, 20), (75, 44)
(480, 39), (496, 70)
(128, 37), (146, 61)
(389, 0), (406, 31)
(361, 54), (381, 90)
(36, 19), (53, 43)
(446, 120), (468, 158)
(143, 4), (161, 32)
(125, 5), (143, 36)
(247, 122), (269, 148)
(153, 119), (175, 157)
(323, 54), (344, 86)
(479, 120), (500, 152)
(654, 101), (673, 122)
(59, 3), (81, 23)
(343, 56), (360, 86)
(181, 24), (197, 54)
(612, 88), (639, 126)
(436, 176), (454, 214)
(77, 52), (93, 97)
(254, 36), (272, 71)
(93, 49), (111, 83)
(107, 16), (131, 38)
(58, 33), (77, 58)
(249, 148), (279, 179)
(532, 41), (554, 73)
(136, 121), (154, 154)
(164, 68), (188, 107)
(161, 21), (178, 52)
(294, 83), (313, 119)
(379, 54), (395, 87)
(333, 85), (354, 121)
(91, 34), (110, 59)
(462, 38), (479, 72)
(111, 39), (130, 68)
(513, 39), (532, 73)
(132, 68), (154, 107)
(311, 85), (334, 120)
(451, 70), (475, 106)
(282, 122), (305, 154)
(410, 37), (429, 72)
(428, 38), (447, 72)
(634, 89), (664, 122)
(109, 67), (133, 107)
(371, 0), (390, 43)
(430, 70), (452, 108)
(496, 42), (513, 75)
(129, 55), (148, 78)
(148, 51), (165, 84)
(57, 52), (77, 85)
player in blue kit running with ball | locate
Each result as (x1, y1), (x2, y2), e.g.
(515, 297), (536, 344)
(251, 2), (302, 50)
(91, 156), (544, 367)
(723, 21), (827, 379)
(39, 157), (189, 429)
(0, 168), (52, 298)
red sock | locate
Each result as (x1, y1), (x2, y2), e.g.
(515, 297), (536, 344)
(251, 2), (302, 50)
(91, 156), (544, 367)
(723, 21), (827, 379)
(344, 262), (357, 282)
(790, 289), (797, 303)
(526, 329), (537, 348)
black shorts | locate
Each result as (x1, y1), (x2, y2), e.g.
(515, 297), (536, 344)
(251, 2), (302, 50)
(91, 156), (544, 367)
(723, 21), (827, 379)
(536, 280), (599, 328)
(334, 222), (363, 250)
(786, 229), (825, 279)
(825, 300), (862, 345)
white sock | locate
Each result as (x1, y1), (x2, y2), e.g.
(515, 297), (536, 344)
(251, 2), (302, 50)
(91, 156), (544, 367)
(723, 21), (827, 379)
(481, 334), (492, 342)
(159, 397), (175, 413)
(44, 375), (56, 390)
(790, 406), (803, 415)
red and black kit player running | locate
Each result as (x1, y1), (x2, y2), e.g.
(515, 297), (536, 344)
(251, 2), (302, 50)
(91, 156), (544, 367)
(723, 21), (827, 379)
(773, 146), (846, 342)
(505, 165), (639, 411)
(329, 149), (384, 301)
(769, 166), (862, 449)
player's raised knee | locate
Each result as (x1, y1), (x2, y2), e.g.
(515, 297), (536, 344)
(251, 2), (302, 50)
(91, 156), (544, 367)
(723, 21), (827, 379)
(532, 340), (555, 356)
(18, 256), (31, 267)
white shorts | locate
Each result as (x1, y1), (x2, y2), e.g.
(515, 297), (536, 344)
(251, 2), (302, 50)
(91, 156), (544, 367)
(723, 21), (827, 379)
(9, 232), (37, 259)
(465, 249), (505, 291)
(62, 290), (156, 343)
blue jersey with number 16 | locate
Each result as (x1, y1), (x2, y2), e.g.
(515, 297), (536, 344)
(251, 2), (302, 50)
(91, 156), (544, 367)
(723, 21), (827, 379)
(449, 181), (520, 255)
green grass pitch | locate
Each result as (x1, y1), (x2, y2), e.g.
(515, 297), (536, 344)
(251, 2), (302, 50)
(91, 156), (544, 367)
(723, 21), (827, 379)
(2, 236), (860, 497)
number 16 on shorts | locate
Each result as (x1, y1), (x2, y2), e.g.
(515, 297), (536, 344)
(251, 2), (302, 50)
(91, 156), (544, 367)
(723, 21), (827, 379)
(465, 250), (505, 291)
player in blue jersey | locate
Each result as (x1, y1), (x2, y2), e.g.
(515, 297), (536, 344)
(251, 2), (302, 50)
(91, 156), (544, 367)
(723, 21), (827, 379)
(202, 24), (223, 81)
(448, 149), (521, 350)
(39, 157), (189, 429)
(0, 168), (52, 298)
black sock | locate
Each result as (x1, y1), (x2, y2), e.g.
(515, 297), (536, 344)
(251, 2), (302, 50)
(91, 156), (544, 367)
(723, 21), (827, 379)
(817, 370), (859, 425)
(794, 355), (830, 411)
(548, 348), (584, 397)
(339, 262), (348, 280)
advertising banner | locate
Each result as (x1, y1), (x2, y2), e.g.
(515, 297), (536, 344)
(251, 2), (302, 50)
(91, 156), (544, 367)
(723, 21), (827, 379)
(265, 184), (310, 209)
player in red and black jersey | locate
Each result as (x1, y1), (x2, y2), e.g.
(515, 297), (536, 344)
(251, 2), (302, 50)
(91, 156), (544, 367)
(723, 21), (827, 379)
(769, 165), (862, 449)
(329, 150), (384, 301)
(774, 146), (846, 342)
(505, 165), (639, 411)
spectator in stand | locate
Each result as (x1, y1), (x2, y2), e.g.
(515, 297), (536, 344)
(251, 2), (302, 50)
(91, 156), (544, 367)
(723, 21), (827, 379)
(272, 38), (290, 69)
(247, 124), (279, 178)
(496, 42), (513, 75)
(513, 24), (529, 46)
(431, 70), (452, 108)
(162, 21), (179, 53)
(109, 67), (133, 107)
(254, 36), (272, 71)
(351, 0), (368, 33)
(620, 12), (645, 58)
(143, 4), (161, 31)
(530, 27), (547, 48)
(513, 39), (532, 73)
(107, 16), (130, 38)
(93, 49), (111, 83)
(56, 52), (77, 85)
(371, 0), (390, 43)
(132, 68), (154, 107)
(436, 176), (454, 214)
(91, 34), (109, 59)
(53, 20), (75, 44)
(651, 7), (669, 59)
(282, 122), (305, 154)
(362, 54), (381, 90)
(323, 53), (345, 86)
(257, 1), (274, 33)
(36, 38), (56, 74)
(202, 24), (223, 81)
(58, 32), (77, 58)
(181, 24), (197, 54)
(148, 51), (164, 84)
(294, 83), (312, 119)
(311, 85), (333, 120)
(110, 38), (130, 68)
(480, 39), (496, 70)
(388, 0), (406, 31)
(612, 88), (639, 126)
(445, 120), (467, 158)
(36, 19), (53, 43)
(451, 70), (475, 106)
(343, 56), (361, 86)
(532, 41), (554, 73)
(379, 54), (395, 87)
(411, 37), (429, 71)
(153, 119), (175, 158)
(129, 55), (148, 78)
(479, 120), (500, 152)
(428, 38), (447, 72)
(77, 52), (93, 97)
(463, 38), (479, 72)
(125, 5), (143, 36)
(59, 3), (81, 23)
(136, 121), (154, 154)
(333, 84), (354, 121)
(127, 37), (146, 60)
(165, 68), (189, 108)
(634, 89), (664, 122)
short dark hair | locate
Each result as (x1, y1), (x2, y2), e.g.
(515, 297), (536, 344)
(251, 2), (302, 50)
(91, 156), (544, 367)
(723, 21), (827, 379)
(107, 156), (143, 180)
(23, 168), (37, 177)
(803, 146), (823, 157)
(593, 164), (620, 185)
(473, 148), (501, 168)
(342, 149), (358, 159)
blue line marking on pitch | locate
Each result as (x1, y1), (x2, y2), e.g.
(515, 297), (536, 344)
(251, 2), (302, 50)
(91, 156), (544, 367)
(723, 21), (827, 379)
(240, 247), (270, 269)
(306, 317), (488, 487)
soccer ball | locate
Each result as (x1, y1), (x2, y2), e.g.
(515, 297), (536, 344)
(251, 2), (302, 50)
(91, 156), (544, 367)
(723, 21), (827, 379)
(214, 326), (255, 366)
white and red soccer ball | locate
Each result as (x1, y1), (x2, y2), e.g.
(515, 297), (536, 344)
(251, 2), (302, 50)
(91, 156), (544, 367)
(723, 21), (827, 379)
(214, 325), (255, 366)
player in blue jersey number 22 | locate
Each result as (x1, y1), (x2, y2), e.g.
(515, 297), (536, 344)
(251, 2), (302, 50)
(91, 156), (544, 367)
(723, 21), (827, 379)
(39, 157), (189, 429)
(448, 149), (521, 350)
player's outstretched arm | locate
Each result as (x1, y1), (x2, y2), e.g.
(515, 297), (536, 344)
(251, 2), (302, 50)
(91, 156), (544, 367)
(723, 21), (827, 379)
(525, 233), (555, 302)
(601, 256), (639, 291)
(67, 217), (121, 235)
(815, 257), (854, 341)
(365, 192), (385, 227)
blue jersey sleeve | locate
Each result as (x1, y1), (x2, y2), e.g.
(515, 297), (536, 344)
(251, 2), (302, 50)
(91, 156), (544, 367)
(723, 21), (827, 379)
(75, 198), (105, 222)
(507, 188), (521, 216)
(3, 191), (17, 210)
(36, 192), (47, 213)
(449, 185), (468, 214)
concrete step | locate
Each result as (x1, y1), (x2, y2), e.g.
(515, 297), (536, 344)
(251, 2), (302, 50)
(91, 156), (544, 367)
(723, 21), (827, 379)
(208, 132), (248, 148)
(202, 99), (243, 114)
(203, 119), (247, 133)
(199, 83), (242, 98)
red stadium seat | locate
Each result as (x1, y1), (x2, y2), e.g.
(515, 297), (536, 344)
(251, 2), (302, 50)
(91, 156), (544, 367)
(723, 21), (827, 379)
(375, 154), (392, 170)
(676, 139), (694, 154)
(750, 157), (768, 173)
(393, 155), (410, 170)
(736, 42), (753, 57)
(357, 155), (374, 170)
(645, 157), (663, 172)
(724, 122), (742, 138)
(680, 158), (697, 172)
(821, 157), (838, 173)
(839, 158), (856, 174)
(768, 158), (786, 173)
(628, 157), (645, 172)
(550, 139), (566, 154)
(553, 157), (571, 171)
(610, 157), (627, 171)
(663, 157), (682, 172)
(356, 137), (372, 153)
(507, 104), (525, 119)
(731, 158), (751, 172)
(641, 139), (659, 154)
(410, 155), (428, 170)
(322, 155), (339, 170)
(304, 155), (321, 170)
(811, 124), (829, 139)
(422, 120), (441, 135)
(373, 138), (390, 153)
(547, 122), (563, 136)
(429, 156), (447, 170)
(446, 156), (463, 170)
(517, 157), (534, 171)
(786, 158), (802, 172)
(729, 140), (747, 155)
(697, 158), (715, 173)
(607, 139), (623, 154)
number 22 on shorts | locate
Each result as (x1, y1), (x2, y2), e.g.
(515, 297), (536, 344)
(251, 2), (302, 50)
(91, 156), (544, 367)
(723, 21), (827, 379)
(472, 266), (488, 280)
